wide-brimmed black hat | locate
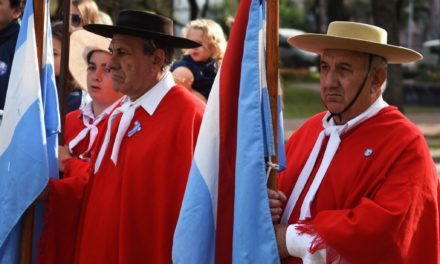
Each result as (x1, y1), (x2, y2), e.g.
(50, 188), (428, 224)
(84, 10), (201, 49)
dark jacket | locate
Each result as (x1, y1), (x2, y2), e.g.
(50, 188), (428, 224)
(171, 55), (218, 100)
(0, 20), (20, 110)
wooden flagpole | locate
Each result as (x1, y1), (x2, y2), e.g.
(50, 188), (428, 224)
(266, 0), (279, 190)
(20, 0), (44, 263)
(58, 0), (71, 145)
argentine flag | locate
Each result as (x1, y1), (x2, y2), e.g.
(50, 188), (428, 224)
(173, 0), (284, 262)
(0, 0), (59, 262)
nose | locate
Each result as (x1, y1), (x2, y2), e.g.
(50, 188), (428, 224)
(321, 68), (338, 89)
(93, 68), (103, 81)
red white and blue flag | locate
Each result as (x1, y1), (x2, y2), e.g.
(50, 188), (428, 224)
(173, 0), (285, 262)
(0, 0), (59, 262)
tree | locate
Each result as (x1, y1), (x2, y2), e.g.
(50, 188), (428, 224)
(371, 0), (405, 112)
(327, 0), (350, 22)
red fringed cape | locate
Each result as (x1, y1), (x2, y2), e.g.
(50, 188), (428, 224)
(278, 106), (439, 264)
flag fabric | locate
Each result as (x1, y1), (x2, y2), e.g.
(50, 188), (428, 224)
(32, 0), (60, 261)
(0, 0), (59, 262)
(40, 0), (60, 181)
(173, 0), (284, 262)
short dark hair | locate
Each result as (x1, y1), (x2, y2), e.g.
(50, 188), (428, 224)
(51, 21), (65, 41)
(10, 0), (22, 9)
(142, 39), (175, 69)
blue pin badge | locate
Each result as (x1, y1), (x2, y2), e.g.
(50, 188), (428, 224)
(0, 61), (8, 76)
(127, 120), (142, 137)
(364, 148), (373, 157)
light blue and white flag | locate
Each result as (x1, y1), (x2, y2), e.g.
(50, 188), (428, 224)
(173, 0), (284, 262)
(0, 0), (59, 262)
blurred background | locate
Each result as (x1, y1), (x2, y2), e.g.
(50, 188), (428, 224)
(49, 0), (440, 167)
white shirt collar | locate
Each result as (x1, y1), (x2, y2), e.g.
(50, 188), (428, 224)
(125, 71), (175, 115)
(81, 101), (95, 120)
(80, 97), (124, 121)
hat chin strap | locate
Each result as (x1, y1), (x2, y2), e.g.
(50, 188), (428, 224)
(327, 54), (373, 124)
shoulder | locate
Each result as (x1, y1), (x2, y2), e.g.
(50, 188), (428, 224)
(285, 112), (325, 151)
(366, 106), (422, 140)
(166, 85), (205, 113)
(65, 109), (82, 122)
(293, 112), (326, 136)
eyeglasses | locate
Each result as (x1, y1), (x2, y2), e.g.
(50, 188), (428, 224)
(71, 14), (82, 27)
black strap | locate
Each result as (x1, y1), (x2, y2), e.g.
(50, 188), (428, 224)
(327, 54), (373, 123)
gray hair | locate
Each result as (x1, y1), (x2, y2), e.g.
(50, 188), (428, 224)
(142, 39), (175, 70)
(371, 55), (388, 93)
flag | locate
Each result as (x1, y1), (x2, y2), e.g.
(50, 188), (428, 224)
(32, 0), (61, 261)
(0, 0), (59, 262)
(172, 0), (284, 262)
(40, 0), (60, 181)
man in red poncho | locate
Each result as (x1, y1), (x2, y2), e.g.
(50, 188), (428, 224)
(39, 10), (205, 264)
(270, 21), (439, 263)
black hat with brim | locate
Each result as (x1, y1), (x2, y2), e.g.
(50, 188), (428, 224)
(84, 10), (201, 49)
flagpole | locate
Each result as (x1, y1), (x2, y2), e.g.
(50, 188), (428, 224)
(266, 0), (279, 190)
(58, 0), (71, 145)
(19, 0), (44, 263)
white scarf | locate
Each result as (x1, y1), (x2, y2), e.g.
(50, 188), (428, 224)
(281, 97), (388, 224)
(94, 72), (175, 173)
(68, 98), (122, 160)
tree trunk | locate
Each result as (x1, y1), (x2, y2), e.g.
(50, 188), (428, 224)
(371, 0), (405, 112)
(188, 0), (199, 20)
(326, 0), (350, 22)
(201, 0), (210, 18)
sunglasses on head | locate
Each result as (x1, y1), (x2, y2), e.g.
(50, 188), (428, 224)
(71, 14), (82, 27)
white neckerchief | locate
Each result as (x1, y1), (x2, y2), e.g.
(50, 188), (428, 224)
(94, 72), (175, 173)
(68, 98), (123, 159)
(281, 97), (388, 224)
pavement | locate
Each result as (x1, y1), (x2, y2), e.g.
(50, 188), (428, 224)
(283, 112), (440, 174)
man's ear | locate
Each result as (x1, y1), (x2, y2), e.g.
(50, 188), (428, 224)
(151, 49), (165, 67)
(370, 67), (386, 94)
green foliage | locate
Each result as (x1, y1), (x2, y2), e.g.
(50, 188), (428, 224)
(279, 0), (306, 29)
(203, 1), (238, 37)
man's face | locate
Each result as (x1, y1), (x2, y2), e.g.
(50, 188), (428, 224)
(107, 34), (162, 100)
(0, 0), (21, 30)
(319, 49), (379, 123)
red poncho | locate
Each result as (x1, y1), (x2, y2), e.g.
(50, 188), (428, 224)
(75, 85), (204, 263)
(278, 106), (439, 263)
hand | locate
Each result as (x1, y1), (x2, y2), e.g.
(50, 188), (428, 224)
(268, 189), (287, 223)
(274, 224), (290, 259)
(58, 145), (72, 172)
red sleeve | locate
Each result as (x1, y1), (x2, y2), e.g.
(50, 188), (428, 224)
(62, 157), (90, 179)
(37, 160), (90, 264)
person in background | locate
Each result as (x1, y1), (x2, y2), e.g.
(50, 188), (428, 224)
(60, 28), (123, 176)
(70, 0), (112, 28)
(270, 21), (439, 263)
(0, 0), (22, 116)
(52, 21), (91, 113)
(171, 18), (226, 102)
(38, 29), (123, 264)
